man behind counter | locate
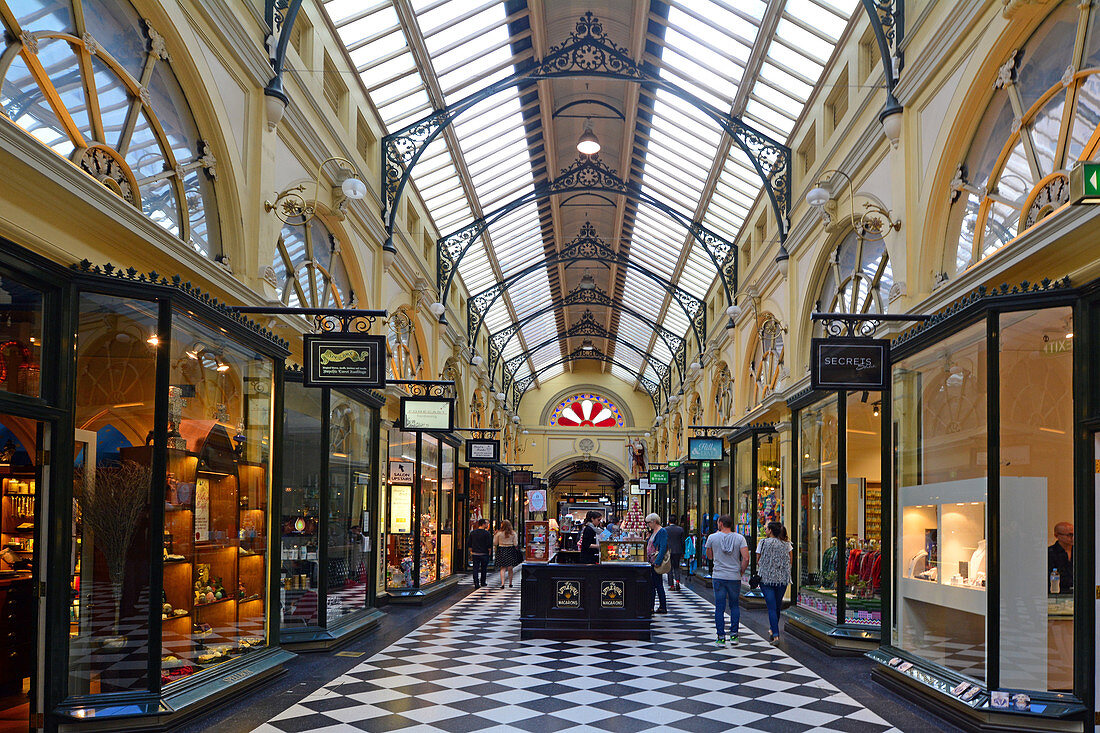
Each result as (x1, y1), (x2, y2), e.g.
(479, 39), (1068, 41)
(1048, 521), (1073, 594)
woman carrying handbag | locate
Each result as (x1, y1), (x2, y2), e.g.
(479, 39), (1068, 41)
(645, 514), (670, 614)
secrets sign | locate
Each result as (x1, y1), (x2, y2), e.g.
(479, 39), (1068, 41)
(304, 334), (386, 388)
(811, 338), (890, 391)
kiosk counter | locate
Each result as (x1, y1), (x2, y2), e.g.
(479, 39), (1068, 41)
(519, 544), (653, 641)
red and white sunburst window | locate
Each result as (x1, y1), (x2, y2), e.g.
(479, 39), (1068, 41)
(551, 393), (624, 428)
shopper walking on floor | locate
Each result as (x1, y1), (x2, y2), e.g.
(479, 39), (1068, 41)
(664, 516), (685, 591)
(645, 513), (670, 614)
(705, 514), (749, 646)
(493, 520), (521, 588)
(467, 518), (492, 589)
(757, 521), (792, 643)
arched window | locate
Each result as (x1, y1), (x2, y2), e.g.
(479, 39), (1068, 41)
(271, 219), (351, 308)
(948, 2), (1100, 274)
(386, 307), (423, 380)
(1, 0), (221, 256)
(748, 314), (785, 408)
(550, 392), (624, 427)
(816, 229), (892, 318)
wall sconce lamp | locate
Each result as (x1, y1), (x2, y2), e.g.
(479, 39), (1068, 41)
(265, 156), (366, 225)
(805, 169), (902, 239)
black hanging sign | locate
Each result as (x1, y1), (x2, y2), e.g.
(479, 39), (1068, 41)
(512, 470), (533, 484)
(811, 337), (890, 391)
(303, 334), (386, 388)
(465, 439), (500, 463)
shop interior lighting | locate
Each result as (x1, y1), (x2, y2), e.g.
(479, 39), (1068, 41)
(147, 334), (160, 346)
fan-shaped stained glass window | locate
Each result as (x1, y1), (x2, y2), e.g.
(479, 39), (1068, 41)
(948, 1), (1100, 274)
(816, 229), (893, 317)
(272, 219), (351, 308)
(550, 393), (624, 428)
(0, 0), (221, 256)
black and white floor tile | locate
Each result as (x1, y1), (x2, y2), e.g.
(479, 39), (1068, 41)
(254, 579), (901, 732)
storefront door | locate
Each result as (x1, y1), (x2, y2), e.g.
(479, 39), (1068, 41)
(0, 415), (46, 733)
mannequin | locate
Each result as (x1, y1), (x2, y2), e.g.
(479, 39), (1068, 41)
(907, 549), (927, 578)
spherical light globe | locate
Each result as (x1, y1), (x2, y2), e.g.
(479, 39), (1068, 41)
(341, 176), (367, 200)
(429, 301), (446, 317)
(471, 354), (483, 367)
(805, 186), (830, 207)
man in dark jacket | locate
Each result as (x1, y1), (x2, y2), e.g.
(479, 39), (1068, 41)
(468, 519), (492, 589)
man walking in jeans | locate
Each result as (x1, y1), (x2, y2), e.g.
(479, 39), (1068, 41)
(705, 514), (749, 646)
(467, 518), (492, 589)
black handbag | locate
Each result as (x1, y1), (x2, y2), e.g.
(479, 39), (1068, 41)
(749, 573), (762, 589)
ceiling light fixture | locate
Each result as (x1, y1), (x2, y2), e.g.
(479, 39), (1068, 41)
(579, 270), (596, 290)
(581, 339), (595, 351)
(577, 119), (600, 155)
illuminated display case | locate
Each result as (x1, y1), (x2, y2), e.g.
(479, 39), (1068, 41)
(600, 539), (646, 563)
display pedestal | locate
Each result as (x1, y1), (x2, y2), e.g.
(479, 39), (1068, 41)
(520, 558), (652, 640)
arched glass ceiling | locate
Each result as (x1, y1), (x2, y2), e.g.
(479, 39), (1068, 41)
(323, 0), (858, 394)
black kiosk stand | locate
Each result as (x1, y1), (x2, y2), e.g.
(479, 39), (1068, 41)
(519, 551), (653, 640)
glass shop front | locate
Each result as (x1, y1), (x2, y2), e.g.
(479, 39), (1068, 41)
(785, 389), (884, 649)
(382, 430), (459, 602)
(730, 425), (782, 602)
(0, 243), (293, 731)
(280, 376), (383, 648)
(869, 283), (1092, 729)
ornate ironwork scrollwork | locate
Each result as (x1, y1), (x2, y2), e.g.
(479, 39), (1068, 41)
(314, 314), (377, 333)
(391, 379), (455, 399)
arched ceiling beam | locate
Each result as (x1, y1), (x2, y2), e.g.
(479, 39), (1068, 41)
(500, 310), (671, 399)
(510, 344), (660, 414)
(382, 11), (789, 263)
(548, 459), (624, 490)
(467, 222), (706, 354)
(487, 284), (687, 385)
(436, 154), (738, 313)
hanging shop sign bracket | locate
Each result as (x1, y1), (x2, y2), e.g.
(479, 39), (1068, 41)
(810, 312), (931, 391)
(230, 306), (389, 388)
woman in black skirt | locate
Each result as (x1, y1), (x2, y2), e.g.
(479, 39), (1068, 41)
(493, 520), (522, 587)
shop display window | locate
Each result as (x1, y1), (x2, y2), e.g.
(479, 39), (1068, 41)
(997, 308), (1074, 692)
(70, 293), (156, 695)
(420, 435), (438, 586)
(327, 395), (374, 620)
(797, 399), (840, 621)
(715, 455), (730, 519)
(757, 433), (781, 539)
(385, 430), (416, 589)
(686, 466), (698, 541)
(844, 392), (882, 627)
(280, 381), (322, 627)
(734, 445), (751, 537)
(0, 276), (42, 398)
(439, 443), (454, 579)
(893, 322), (988, 682)
(159, 309), (273, 685)
(468, 467), (489, 532)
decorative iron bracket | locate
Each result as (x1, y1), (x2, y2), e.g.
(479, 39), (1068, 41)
(390, 379), (455, 398)
(436, 158), (737, 310)
(811, 311), (929, 338)
(263, 0), (303, 110)
(861, 0), (905, 119)
(230, 306), (387, 333)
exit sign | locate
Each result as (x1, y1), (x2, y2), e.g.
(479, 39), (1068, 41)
(1070, 162), (1100, 203)
(648, 470), (669, 484)
(667, 460), (680, 468)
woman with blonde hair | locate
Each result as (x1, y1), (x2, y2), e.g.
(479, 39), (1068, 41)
(493, 520), (521, 588)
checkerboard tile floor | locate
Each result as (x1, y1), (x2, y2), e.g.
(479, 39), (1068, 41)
(253, 581), (901, 732)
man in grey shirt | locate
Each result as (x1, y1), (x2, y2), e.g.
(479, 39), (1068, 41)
(704, 515), (749, 646)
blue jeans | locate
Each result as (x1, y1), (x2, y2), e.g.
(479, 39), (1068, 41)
(713, 578), (741, 638)
(761, 583), (786, 636)
(651, 567), (667, 610)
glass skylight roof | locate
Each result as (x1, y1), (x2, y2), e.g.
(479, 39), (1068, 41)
(322, 0), (858, 399)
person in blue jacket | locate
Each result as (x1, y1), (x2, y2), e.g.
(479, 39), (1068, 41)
(645, 513), (669, 614)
